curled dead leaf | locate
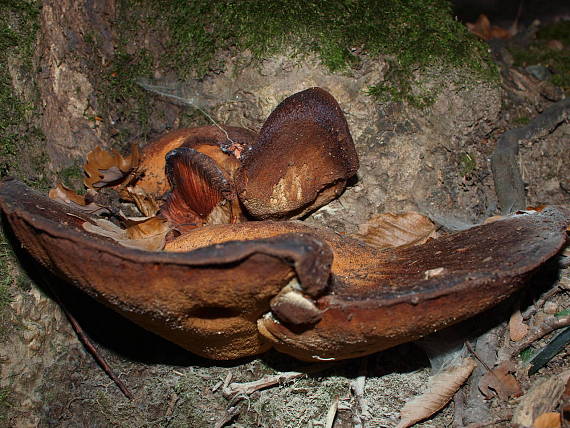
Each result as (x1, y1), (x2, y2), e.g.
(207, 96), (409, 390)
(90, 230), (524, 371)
(84, 144), (140, 189)
(479, 360), (522, 401)
(357, 211), (437, 250)
(124, 186), (160, 217)
(466, 14), (512, 40)
(48, 183), (109, 215)
(510, 308), (529, 342)
(82, 217), (169, 251)
(397, 357), (477, 428)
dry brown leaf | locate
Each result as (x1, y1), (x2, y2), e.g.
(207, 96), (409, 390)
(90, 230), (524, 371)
(513, 370), (570, 426)
(479, 360), (522, 401)
(533, 412), (561, 428)
(48, 183), (109, 215)
(125, 186), (160, 217)
(396, 357), (477, 428)
(84, 144), (140, 189)
(547, 40), (564, 51)
(126, 217), (170, 240)
(357, 211), (437, 250)
(510, 308), (529, 342)
(82, 217), (169, 251)
(483, 215), (504, 224)
(466, 14), (512, 40)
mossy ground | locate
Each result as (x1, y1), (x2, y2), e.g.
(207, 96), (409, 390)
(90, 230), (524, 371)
(109, 0), (497, 110)
(0, 0), (42, 334)
(510, 21), (570, 94)
(0, 0), (49, 189)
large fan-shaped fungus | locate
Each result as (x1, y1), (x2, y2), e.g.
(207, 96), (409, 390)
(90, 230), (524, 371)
(0, 88), (568, 361)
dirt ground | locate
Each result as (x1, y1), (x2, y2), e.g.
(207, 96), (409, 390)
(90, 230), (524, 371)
(1, 1), (569, 427)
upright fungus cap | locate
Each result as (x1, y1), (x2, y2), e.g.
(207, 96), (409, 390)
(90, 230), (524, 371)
(236, 87), (359, 219)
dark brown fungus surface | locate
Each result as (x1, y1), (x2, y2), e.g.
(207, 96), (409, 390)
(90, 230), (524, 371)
(236, 87), (359, 219)
(0, 179), (332, 360)
(1, 178), (569, 361)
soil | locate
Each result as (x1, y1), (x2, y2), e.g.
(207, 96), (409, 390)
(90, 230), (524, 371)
(1, 1), (569, 427)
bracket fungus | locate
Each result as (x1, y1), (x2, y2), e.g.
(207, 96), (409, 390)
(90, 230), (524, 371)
(1, 88), (569, 362)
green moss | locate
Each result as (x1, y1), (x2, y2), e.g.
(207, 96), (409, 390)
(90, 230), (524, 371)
(512, 115), (530, 126)
(0, 0), (48, 189)
(123, 0), (497, 107)
(459, 152), (476, 176)
(58, 163), (85, 193)
(538, 21), (570, 45)
(0, 229), (16, 345)
(96, 44), (155, 146)
(510, 21), (570, 94)
(0, 386), (11, 423)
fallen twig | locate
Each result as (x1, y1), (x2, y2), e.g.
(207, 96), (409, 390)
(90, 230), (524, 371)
(521, 285), (561, 320)
(351, 357), (369, 428)
(509, 315), (570, 358)
(57, 295), (134, 399)
(214, 404), (241, 428)
(324, 397), (339, 428)
(465, 342), (493, 372)
(222, 370), (307, 398)
(491, 97), (570, 213)
(39, 278), (134, 400)
(462, 330), (500, 425)
(222, 364), (336, 398)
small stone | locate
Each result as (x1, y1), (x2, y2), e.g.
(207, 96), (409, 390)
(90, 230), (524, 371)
(543, 301), (559, 315)
(525, 65), (551, 81)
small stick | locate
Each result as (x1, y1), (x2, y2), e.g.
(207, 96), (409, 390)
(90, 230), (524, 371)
(351, 357), (368, 427)
(521, 285), (561, 320)
(465, 342), (493, 372)
(465, 341), (507, 389)
(222, 364), (336, 398)
(45, 281), (134, 399)
(223, 370), (306, 398)
(324, 397), (339, 428)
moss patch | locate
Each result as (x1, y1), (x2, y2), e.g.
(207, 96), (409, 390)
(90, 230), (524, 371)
(459, 152), (477, 177)
(0, 0), (48, 189)
(0, 386), (11, 424)
(57, 163), (86, 194)
(121, 0), (497, 107)
(510, 21), (570, 94)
